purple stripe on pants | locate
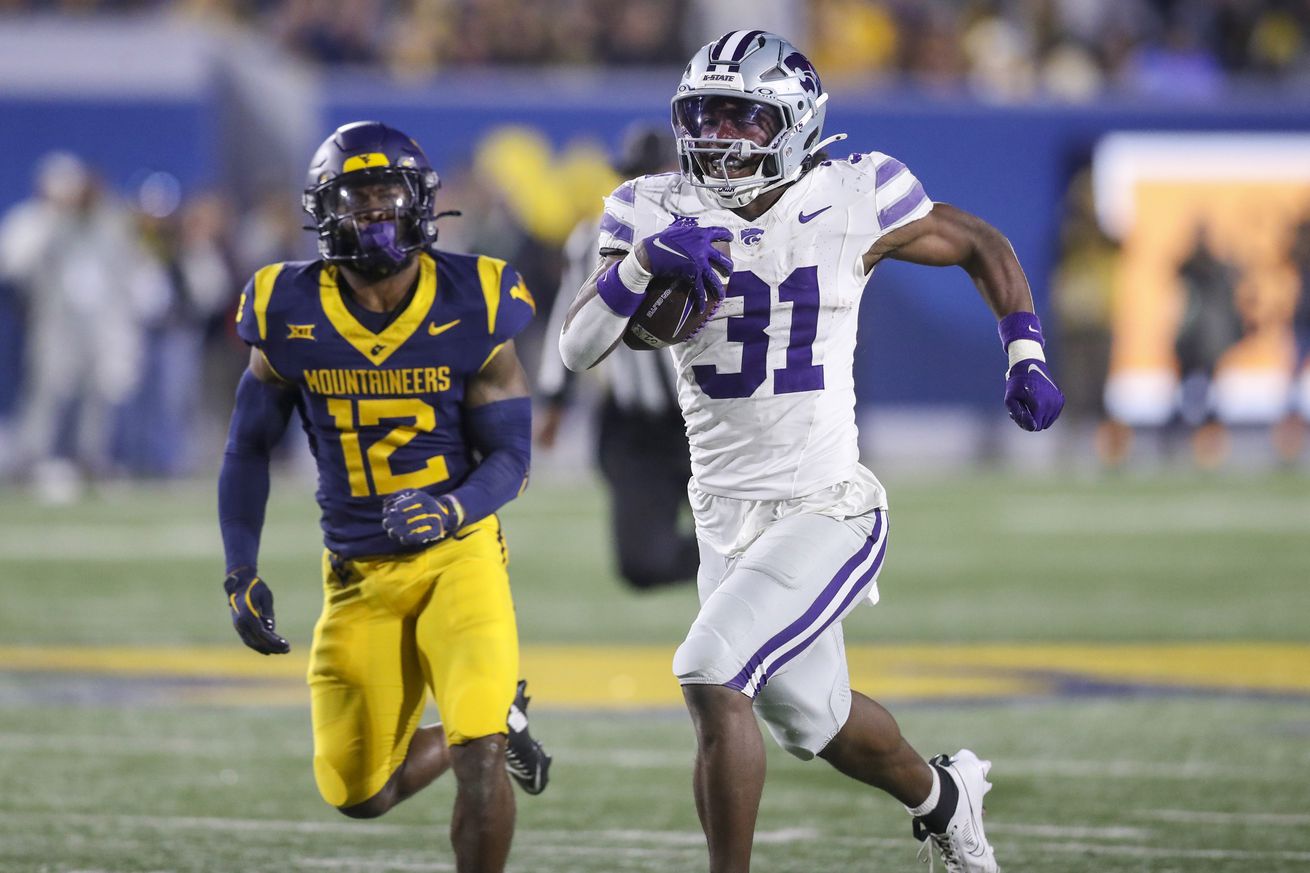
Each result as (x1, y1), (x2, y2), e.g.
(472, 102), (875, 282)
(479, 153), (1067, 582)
(760, 535), (888, 688)
(725, 511), (884, 693)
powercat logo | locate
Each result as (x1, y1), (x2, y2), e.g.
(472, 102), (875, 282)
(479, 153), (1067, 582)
(783, 52), (821, 96)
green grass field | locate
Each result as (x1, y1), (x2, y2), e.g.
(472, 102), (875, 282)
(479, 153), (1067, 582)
(1, 470), (1308, 872)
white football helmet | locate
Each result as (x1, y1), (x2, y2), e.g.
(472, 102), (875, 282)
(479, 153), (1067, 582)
(671, 31), (846, 208)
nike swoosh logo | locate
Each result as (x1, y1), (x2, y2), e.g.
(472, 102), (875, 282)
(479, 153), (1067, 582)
(1028, 362), (1058, 389)
(428, 319), (461, 336)
(798, 206), (832, 224)
(1027, 325), (1041, 334)
(652, 238), (688, 259)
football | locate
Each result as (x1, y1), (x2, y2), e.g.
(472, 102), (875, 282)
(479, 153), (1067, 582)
(622, 241), (730, 350)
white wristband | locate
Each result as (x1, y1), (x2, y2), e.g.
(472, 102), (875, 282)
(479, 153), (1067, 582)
(1006, 338), (1045, 370)
(617, 249), (653, 293)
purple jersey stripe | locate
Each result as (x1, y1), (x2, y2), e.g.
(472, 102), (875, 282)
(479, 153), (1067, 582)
(878, 180), (928, 230)
(874, 156), (907, 188)
(725, 512), (884, 693)
(612, 182), (636, 204)
(760, 536), (888, 688)
(599, 212), (634, 244)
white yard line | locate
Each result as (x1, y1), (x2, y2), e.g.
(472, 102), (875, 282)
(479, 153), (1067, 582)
(41, 812), (422, 837)
(8, 810), (1310, 866)
(541, 748), (693, 768)
(1035, 839), (1310, 862)
(997, 498), (1310, 535)
(0, 812), (830, 847)
(0, 523), (313, 561)
(295, 860), (455, 872)
(0, 731), (303, 757)
(1139, 808), (1310, 826)
(987, 823), (1150, 840)
(1002, 757), (1289, 781)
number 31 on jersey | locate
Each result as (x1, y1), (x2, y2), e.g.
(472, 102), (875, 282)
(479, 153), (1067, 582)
(693, 266), (824, 400)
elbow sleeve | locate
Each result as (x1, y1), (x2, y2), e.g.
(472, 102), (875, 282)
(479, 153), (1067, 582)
(560, 296), (630, 371)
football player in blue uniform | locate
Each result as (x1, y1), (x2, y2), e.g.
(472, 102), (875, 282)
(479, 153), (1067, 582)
(217, 121), (550, 872)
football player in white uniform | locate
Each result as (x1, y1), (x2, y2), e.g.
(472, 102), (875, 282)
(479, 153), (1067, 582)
(560, 30), (1064, 873)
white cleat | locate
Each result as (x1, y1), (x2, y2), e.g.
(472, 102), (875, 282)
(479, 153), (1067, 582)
(912, 749), (999, 873)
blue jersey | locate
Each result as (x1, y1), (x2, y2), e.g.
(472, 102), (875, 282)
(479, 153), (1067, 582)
(235, 249), (535, 558)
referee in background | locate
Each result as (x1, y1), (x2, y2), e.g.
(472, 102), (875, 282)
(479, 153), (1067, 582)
(536, 124), (698, 591)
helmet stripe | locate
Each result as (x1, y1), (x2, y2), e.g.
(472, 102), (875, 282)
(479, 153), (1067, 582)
(727, 29), (765, 62)
(711, 29), (764, 64)
(709, 31), (737, 60)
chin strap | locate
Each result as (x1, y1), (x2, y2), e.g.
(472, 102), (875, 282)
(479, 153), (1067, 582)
(810, 132), (849, 155)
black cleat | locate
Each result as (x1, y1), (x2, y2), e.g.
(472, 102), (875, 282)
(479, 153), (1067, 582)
(505, 679), (551, 795)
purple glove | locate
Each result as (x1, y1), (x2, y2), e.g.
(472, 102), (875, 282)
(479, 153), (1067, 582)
(640, 218), (733, 307)
(382, 488), (464, 546)
(999, 312), (1065, 432)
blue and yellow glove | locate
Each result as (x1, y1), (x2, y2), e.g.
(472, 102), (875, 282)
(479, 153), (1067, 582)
(382, 489), (465, 547)
(224, 567), (290, 655)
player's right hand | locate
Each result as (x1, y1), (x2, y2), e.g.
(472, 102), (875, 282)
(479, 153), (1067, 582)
(637, 219), (733, 306)
(382, 489), (463, 547)
(224, 567), (291, 655)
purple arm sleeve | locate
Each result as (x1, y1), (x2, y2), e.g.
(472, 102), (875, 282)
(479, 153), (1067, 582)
(449, 396), (532, 525)
(217, 371), (297, 572)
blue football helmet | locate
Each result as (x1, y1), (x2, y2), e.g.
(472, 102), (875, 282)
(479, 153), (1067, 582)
(303, 121), (443, 279)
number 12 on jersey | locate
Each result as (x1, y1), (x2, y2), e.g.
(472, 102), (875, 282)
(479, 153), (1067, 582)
(692, 266), (824, 400)
(327, 397), (450, 497)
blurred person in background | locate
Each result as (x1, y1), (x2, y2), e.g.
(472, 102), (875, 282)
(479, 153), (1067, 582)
(1050, 165), (1126, 465)
(236, 188), (313, 279)
(1273, 213), (1310, 462)
(0, 152), (153, 499)
(127, 184), (238, 475)
(537, 123), (698, 592)
(1173, 222), (1245, 466)
(230, 188), (313, 425)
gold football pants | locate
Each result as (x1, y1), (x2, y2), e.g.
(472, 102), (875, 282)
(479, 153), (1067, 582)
(307, 516), (519, 808)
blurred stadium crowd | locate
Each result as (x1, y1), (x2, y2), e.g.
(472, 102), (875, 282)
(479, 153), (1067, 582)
(1, 0), (1309, 498)
(0, 151), (309, 491)
(3, 0), (1310, 98)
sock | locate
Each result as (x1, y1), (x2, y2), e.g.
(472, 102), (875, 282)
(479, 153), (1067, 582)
(906, 762), (959, 834)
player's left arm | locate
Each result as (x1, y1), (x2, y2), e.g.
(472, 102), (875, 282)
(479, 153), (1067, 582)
(382, 342), (533, 546)
(865, 203), (1065, 431)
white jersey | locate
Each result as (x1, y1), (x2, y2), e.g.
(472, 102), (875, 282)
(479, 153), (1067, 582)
(599, 153), (932, 522)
